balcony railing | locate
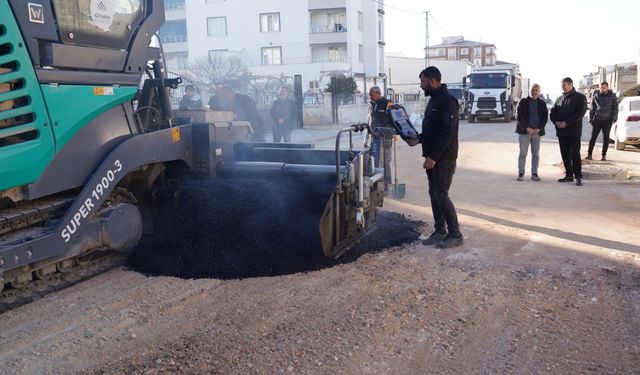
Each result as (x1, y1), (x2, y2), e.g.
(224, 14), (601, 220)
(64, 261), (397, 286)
(311, 55), (349, 63)
(164, 0), (185, 10)
(160, 34), (188, 44)
(310, 24), (347, 33)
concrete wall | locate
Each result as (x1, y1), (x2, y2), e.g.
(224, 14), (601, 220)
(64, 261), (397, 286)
(385, 55), (473, 94)
(302, 93), (423, 126)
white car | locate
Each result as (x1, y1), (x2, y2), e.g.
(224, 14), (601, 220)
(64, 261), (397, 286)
(611, 96), (640, 150)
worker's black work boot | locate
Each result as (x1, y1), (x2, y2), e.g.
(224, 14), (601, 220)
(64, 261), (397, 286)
(422, 231), (447, 246)
(558, 176), (574, 183)
(436, 235), (464, 249)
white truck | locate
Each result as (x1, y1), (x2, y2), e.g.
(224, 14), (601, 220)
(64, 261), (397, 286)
(465, 63), (523, 123)
(446, 83), (468, 120)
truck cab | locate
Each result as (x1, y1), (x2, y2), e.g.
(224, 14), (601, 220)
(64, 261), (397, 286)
(466, 64), (522, 123)
(446, 84), (468, 120)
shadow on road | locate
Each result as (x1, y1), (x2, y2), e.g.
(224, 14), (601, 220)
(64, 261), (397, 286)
(458, 207), (640, 254)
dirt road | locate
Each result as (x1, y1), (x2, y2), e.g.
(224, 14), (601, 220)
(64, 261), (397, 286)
(1, 120), (639, 374)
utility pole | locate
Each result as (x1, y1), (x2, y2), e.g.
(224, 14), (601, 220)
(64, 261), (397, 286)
(424, 11), (430, 67)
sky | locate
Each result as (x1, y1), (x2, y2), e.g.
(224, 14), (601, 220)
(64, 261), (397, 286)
(384, 0), (639, 98)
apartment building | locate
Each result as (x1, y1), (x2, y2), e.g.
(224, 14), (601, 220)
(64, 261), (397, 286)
(580, 63), (639, 97)
(159, 0), (386, 95)
(426, 36), (497, 67)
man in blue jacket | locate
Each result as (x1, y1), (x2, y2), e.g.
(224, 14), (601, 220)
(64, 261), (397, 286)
(550, 77), (587, 186)
(406, 66), (463, 249)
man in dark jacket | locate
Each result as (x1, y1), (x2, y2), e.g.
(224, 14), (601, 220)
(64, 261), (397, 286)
(270, 87), (296, 143)
(179, 85), (203, 111)
(587, 82), (618, 160)
(515, 83), (548, 181)
(406, 66), (463, 249)
(368, 86), (395, 191)
(209, 83), (265, 142)
(550, 77), (588, 186)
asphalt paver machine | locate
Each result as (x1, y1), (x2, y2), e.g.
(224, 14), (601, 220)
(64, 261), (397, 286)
(0, 1), (383, 298)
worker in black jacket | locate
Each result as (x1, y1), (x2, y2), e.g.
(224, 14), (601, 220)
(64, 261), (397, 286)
(550, 77), (587, 186)
(270, 86), (296, 143)
(515, 83), (548, 181)
(406, 66), (463, 249)
(368, 86), (395, 192)
(209, 83), (265, 142)
(587, 82), (618, 160)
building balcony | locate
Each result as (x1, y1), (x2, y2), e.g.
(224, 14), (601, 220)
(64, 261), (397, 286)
(164, 0), (184, 10)
(159, 35), (188, 53)
(308, 0), (346, 10)
(309, 27), (348, 45)
(160, 34), (187, 44)
(311, 55), (349, 63)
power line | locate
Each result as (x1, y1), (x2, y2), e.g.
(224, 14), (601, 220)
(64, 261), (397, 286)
(369, 0), (422, 14)
(428, 14), (449, 35)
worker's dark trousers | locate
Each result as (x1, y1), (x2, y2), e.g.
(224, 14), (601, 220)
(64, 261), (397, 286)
(371, 131), (392, 189)
(558, 136), (582, 179)
(427, 159), (461, 237)
(587, 120), (612, 157)
(273, 126), (292, 143)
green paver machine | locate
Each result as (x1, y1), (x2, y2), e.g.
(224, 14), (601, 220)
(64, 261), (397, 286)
(0, 1), (384, 299)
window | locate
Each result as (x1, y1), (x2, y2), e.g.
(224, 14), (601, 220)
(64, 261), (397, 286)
(176, 54), (189, 69)
(358, 44), (363, 63)
(261, 46), (282, 65)
(164, 0), (185, 10)
(309, 81), (319, 89)
(460, 48), (469, 55)
(260, 12), (280, 32)
(474, 58), (482, 66)
(207, 17), (227, 36)
(447, 48), (456, 59)
(474, 47), (482, 56)
(358, 11), (363, 31)
(208, 49), (229, 62)
(159, 20), (187, 43)
(328, 46), (346, 62)
(428, 48), (440, 57)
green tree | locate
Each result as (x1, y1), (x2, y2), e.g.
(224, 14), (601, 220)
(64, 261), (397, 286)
(325, 74), (358, 95)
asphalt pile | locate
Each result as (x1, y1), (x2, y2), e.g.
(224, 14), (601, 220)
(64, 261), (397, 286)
(126, 178), (422, 279)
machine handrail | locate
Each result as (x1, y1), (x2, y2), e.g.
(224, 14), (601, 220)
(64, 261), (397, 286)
(334, 123), (369, 192)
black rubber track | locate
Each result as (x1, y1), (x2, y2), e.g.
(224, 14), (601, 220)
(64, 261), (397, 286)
(126, 179), (422, 279)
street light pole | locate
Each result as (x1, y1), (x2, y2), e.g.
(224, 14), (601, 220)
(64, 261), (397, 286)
(424, 11), (430, 67)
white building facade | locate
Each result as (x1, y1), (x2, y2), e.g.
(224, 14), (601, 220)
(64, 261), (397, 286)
(160, 0), (387, 95)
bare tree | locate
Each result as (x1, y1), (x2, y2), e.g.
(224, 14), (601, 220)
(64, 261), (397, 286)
(182, 53), (248, 91)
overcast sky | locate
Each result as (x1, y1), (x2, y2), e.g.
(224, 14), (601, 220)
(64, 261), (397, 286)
(384, 0), (639, 98)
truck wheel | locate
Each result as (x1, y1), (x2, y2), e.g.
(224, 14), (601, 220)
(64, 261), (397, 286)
(469, 115), (475, 123)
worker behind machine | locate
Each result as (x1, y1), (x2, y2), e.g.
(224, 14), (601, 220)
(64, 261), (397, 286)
(179, 85), (204, 111)
(368, 86), (395, 193)
(209, 82), (266, 142)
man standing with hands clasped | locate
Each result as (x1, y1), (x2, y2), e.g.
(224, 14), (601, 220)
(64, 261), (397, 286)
(550, 77), (587, 186)
(515, 83), (548, 181)
(406, 66), (463, 249)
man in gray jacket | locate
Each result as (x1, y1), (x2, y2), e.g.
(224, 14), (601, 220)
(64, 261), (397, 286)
(587, 82), (618, 161)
